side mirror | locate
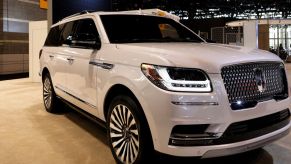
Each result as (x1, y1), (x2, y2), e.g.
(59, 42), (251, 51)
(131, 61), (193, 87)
(63, 39), (72, 45)
(71, 40), (101, 50)
(71, 33), (101, 50)
(94, 41), (101, 50)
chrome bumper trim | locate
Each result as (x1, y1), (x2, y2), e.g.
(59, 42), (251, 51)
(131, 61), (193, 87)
(171, 101), (219, 106)
(202, 125), (290, 158)
(170, 133), (221, 141)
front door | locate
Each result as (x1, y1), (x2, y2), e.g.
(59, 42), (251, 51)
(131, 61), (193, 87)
(66, 18), (100, 116)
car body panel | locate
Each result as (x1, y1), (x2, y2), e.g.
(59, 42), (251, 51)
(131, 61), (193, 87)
(39, 11), (291, 158)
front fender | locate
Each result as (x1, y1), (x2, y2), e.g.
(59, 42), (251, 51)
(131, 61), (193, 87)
(97, 64), (160, 149)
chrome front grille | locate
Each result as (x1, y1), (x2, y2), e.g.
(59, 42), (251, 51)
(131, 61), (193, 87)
(221, 62), (288, 110)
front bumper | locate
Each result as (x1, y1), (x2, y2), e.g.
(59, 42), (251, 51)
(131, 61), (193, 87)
(138, 73), (291, 157)
(169, 108), (290, 147)
(202, 124), (290, 158)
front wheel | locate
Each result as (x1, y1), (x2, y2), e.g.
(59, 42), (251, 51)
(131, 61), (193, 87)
(107, 95), (153, 164)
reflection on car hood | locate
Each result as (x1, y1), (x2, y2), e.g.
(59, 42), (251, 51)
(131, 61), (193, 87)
(116, 43), (281, 73)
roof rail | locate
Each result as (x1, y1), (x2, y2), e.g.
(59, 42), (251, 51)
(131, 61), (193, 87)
(61, 10), (95, 21)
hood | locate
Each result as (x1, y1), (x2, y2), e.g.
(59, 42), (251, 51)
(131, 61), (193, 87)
(114, 43), (282, 73)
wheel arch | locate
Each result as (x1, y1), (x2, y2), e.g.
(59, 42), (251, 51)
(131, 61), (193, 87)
(103, 84), (154, 146)
(104, 84), (141, 120)
(41, 67), (50, 82)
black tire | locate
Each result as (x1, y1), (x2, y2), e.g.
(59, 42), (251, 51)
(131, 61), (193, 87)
(43, 73), (59, 113)
(107, 95), (153, 164)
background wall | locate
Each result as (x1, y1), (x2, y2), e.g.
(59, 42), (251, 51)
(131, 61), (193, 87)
(0, 0), (47, 75)
(29, 20), (47, 82)
(52, 0), (111, 23)
(258, 24), (270, 51)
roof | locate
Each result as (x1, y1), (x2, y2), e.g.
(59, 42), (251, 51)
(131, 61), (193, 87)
(54, 8), (180, 26)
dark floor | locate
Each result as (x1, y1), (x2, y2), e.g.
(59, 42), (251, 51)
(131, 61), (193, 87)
(0, 73), (29, 81)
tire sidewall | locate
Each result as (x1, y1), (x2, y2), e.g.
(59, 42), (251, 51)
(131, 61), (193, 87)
(43, 74), (57, 113)
(106, 95), (152, 164)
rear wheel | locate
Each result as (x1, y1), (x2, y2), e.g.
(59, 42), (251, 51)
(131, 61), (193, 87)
(43, 74), (59, 113)
(107, 95), (153, 164)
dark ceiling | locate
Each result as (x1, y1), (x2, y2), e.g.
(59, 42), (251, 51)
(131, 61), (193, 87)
(112, 0), (291, 19)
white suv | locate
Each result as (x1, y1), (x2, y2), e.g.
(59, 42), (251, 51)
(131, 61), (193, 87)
(40, 10), (291, 163)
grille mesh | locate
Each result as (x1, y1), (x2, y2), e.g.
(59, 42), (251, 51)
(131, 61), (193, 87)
(221, 62), (287, 107)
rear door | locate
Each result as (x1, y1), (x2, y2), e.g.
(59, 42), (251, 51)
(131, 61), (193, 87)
(45, 22), (76, 92)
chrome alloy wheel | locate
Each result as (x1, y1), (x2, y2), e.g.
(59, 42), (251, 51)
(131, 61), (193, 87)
(109, 104), (140, 164)
(43, 77), (52, 109)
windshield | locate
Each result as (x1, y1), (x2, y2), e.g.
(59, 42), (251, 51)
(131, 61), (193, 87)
(100, 15), (204, 43)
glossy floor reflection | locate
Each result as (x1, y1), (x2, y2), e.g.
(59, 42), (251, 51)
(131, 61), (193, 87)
(0, 79), (290, 164)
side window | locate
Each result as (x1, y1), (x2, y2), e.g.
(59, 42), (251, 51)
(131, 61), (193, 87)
(72, 19), (100, 49)
(60, 21), (76, 46)
(44, 25), (63, 46)
(159, 24), (179, 39)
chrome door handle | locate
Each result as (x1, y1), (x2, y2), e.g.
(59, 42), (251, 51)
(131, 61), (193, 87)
(67, 57), (75, 64)
(89, 61), (114, 70)
(67, 58), (74, 61)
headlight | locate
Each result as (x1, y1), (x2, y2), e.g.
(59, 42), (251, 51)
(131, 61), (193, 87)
(141, 64), (212, 92)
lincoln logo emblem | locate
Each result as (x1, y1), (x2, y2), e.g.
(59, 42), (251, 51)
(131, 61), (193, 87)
(254, 68), (266, 92)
